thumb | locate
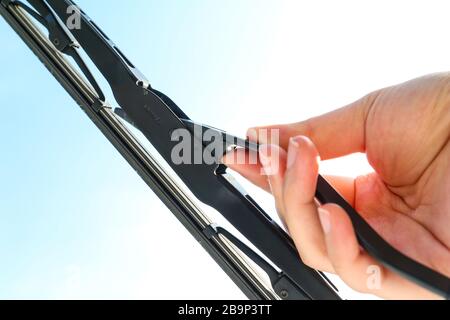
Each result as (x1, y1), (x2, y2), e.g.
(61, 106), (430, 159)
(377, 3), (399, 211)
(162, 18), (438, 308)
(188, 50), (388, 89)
(247, 90), (381, 160)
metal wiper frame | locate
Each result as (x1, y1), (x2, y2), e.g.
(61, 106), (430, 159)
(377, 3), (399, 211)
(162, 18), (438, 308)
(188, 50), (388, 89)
(1, 0), (448, 300)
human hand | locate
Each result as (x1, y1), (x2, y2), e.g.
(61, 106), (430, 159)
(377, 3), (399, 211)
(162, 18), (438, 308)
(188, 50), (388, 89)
(223, 73), (450, 299)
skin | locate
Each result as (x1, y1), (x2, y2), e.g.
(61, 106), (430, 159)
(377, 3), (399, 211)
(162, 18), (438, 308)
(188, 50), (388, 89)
(222, 73), (450, 299)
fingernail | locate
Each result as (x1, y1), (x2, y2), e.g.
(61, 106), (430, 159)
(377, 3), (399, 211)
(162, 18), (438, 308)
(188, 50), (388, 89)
(259, 145), (279, 176)
(259, 146), (271, 176)
(259, 145), (269, 164)
(246, 128), (258, 142)
(318, 208), (331, 234)
(287, 137), (300, 169)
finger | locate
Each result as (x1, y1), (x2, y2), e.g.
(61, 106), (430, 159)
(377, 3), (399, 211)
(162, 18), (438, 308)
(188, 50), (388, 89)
(247, 90), (381, 160)
(222, 148), (271, 193)
(223, 150), (356, 205)
(281, 136), (334, 273)
(322, 175), (355, 207)
(258, 144), (288, 226)
(318, 203), (441, 299)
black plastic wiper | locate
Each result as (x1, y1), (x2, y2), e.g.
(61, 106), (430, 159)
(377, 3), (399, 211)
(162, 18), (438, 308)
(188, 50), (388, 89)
(0, 0), (337, 300)
(1, 0), (448, 300)
(0, 0), (281, 300)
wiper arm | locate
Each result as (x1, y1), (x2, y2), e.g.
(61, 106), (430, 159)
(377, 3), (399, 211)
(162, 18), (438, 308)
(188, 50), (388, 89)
(41, 0), (339, 299)
(1, 0), (448, 299)
(1, 0), (336, 300)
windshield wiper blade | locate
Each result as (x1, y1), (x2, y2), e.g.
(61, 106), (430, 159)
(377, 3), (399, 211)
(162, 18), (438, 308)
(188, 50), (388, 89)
(2, 0), (447, 299)
(0, 0), (336, 300)
(0, 0), (280, 300)
(39, 0), (340, 300)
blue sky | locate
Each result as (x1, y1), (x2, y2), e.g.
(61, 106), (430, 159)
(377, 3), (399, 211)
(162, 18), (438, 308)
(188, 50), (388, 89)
(0, 0), (284, 299)
(1, 0), (449, 299)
